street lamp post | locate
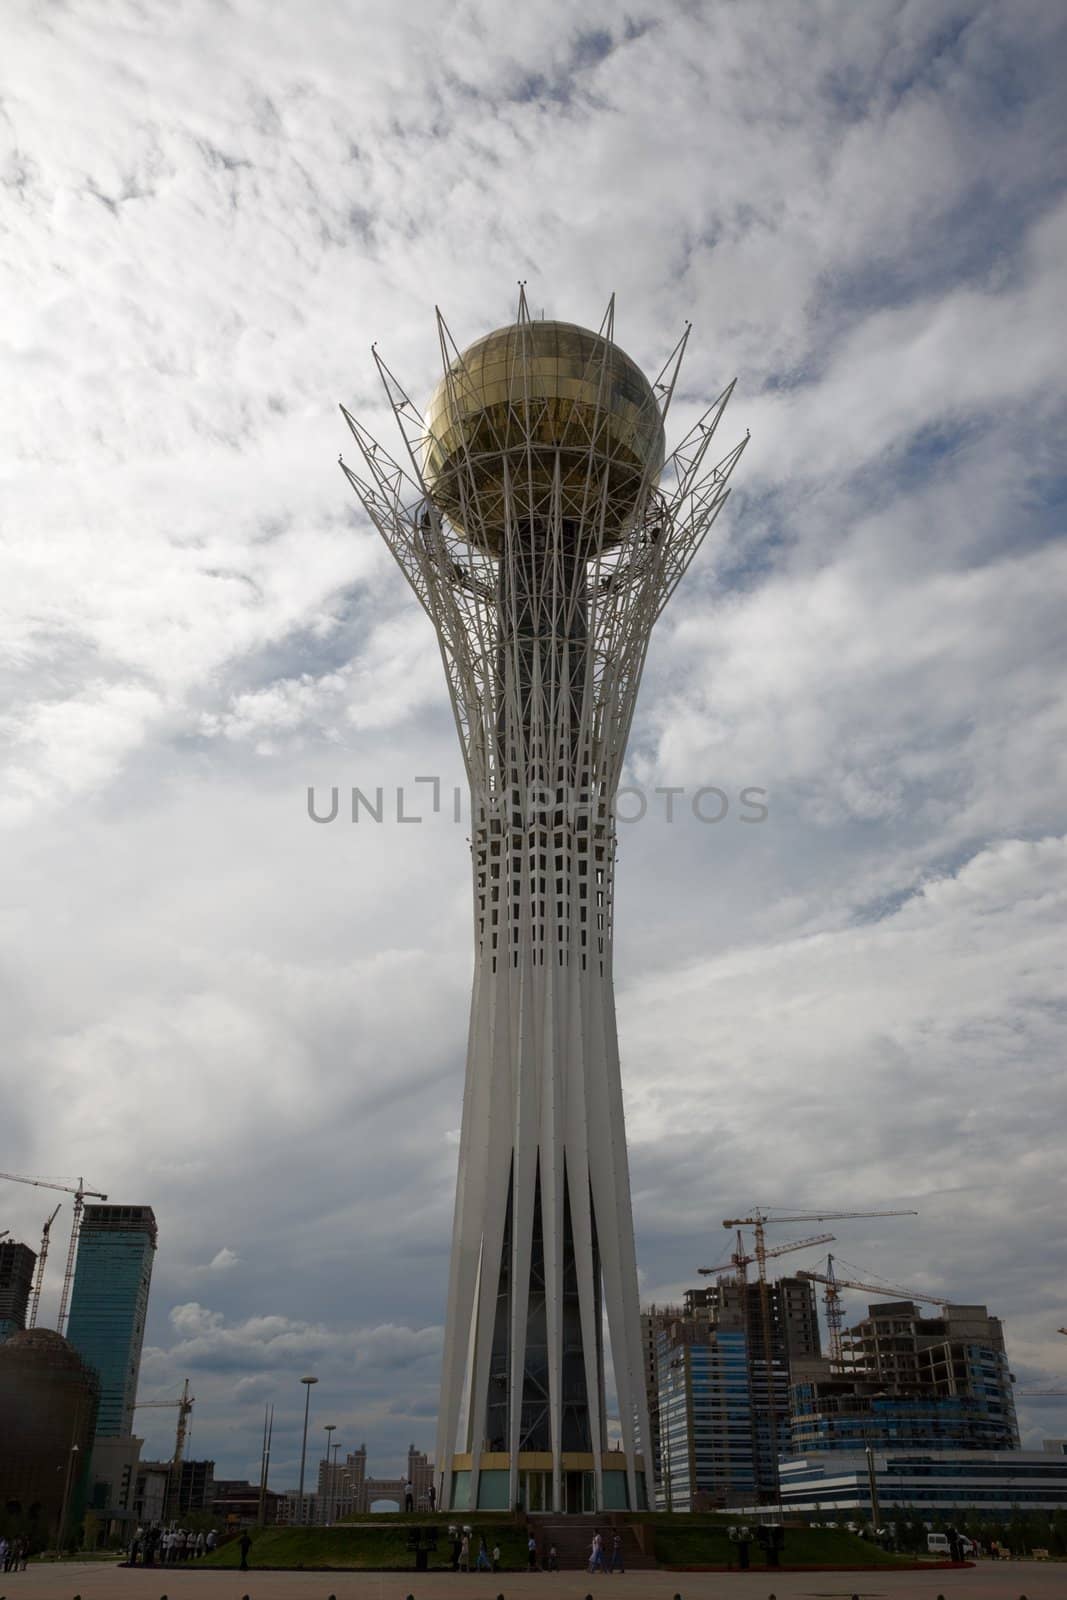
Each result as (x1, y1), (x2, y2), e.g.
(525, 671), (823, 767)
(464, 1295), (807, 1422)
(55, 1441), (80, 1559)
(322, 1425), (336, 1523)
(330, 1440), (342, 1521)
(297, 1375), (318, 1524)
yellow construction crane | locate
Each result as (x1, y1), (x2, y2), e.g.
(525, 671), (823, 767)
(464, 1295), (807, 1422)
(0, 1172), (108, 1334)
(721, 1207), (919, 1503)
(699, 1230), (836, 1283)
(28, 1204), (62, 1329)
(134, 1378), (194, 1523)
(796, 1253), (948, 1368)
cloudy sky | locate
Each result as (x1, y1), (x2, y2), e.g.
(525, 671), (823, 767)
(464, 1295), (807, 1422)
(3, 0), (1065, 1486)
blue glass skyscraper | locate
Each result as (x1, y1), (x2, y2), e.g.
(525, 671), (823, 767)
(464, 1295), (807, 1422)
(66, 1205), (157, 1436)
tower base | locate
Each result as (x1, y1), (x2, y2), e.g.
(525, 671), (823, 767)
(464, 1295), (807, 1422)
(445, 1450), (647, 1514)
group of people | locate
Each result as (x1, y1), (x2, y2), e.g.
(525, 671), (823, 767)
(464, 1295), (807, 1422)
(403, 1479), (437, 1512)
(588, 1529), (625, 1573)
(526, 1535), (559, 1571)
(127, 1525), (217, 1565)
(446, 1526), (623, 1574)
(449, 1526), (501, 1572)
(0, 1536), (30, 1571)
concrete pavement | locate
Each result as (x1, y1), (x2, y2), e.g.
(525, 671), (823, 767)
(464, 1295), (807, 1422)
(3, 1561), (1064, 1600)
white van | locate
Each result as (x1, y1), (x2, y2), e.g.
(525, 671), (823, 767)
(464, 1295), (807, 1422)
(927, 1532), (974, 1557)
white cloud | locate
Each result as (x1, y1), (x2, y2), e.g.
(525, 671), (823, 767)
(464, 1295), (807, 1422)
(207, 1247), (240, 1273)
(2, 0), (1065, 1473)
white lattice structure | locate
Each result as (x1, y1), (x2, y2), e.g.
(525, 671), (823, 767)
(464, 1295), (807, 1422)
(339, 289), (747, 1515)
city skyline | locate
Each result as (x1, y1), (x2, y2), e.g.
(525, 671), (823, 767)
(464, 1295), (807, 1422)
(2, 0), (1065, 1485)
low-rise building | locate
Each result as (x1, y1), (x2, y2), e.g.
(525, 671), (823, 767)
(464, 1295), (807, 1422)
(211, 1478), (281, 1526)
(773, 1448), (1067, 1515)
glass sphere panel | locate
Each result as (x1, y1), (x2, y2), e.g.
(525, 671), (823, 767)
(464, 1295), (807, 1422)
(424, 321), (665, 551)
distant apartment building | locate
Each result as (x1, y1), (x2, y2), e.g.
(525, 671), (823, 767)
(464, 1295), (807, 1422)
(315, 1443), (434, 1516)
(318, 1445), (364, 1521)
(840, 1300), (1018, 1449)
(281, 1489), (319, 1525)
(0, 1241), (36, 1340)
(640, 1303), (681, 1504)
(136, 1456), (216, 1521)
(648, 1277), (822, 1509)
(132, 1460), (171, 1526)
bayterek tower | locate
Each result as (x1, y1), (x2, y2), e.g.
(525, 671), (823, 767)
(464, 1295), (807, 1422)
(340, 289), (746, 1515)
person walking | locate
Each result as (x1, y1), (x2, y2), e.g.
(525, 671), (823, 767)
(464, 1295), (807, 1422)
(428, 1482), (437, 1512)
(491, 1542), (501, 1572)
(239, 1531), (252, 1571)
(476, 1535), (492, 1571)
(404, 1477), (414, 1512)
(528, 1532), (539, 1570)
(589, 1529), (605, 1573)
(195, 1530), (205, 1558)
(459, 1530), (470, 1571)
(610, 1531), (625, 1573)
(206, 1528), (217, 1554)
(546, 1543), (558, 1571)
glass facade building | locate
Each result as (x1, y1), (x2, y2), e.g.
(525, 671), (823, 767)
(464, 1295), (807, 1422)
(658, 1329), (756, 1509)
(777, 1449), (1067, 1513)
(650, 1277), (822, 1509)
(66, 1205), (157, 1437)
(791, 1377), (1017, 1454)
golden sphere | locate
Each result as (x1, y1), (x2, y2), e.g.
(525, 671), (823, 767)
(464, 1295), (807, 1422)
(423, 320), (665, 552)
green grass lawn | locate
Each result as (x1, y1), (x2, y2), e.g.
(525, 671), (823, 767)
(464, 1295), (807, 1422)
(201, 1523), (528, 1571)
(199, 1516), (914, 1573)
(651, 1519), (912, 1568)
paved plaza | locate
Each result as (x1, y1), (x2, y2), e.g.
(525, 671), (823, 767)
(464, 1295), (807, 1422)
(4, 1563), (1063, 1600)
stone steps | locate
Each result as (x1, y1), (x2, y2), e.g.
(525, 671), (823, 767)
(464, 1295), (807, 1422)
(527, 1517), (656, 1570)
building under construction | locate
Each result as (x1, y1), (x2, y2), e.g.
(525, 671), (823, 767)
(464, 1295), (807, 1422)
(646, 1276), (822, 1509)
(0, 1241), (36, 1341)
(789, 1299), (1019, 1455)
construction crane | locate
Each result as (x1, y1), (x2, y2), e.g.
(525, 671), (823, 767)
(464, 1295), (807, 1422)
(797, 1254), (949, 1368)
(699, 1230), (836, 1283)
(28, 1205), (62, 1329)
(134, 1379), (194, 1522)
(721, 1207), (919, 1504)
(0, 1172), (108, 1334)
